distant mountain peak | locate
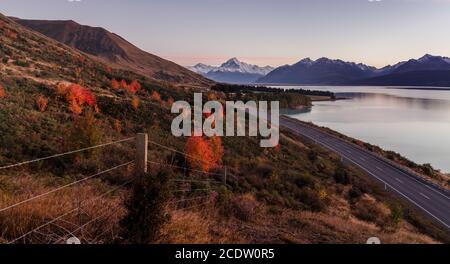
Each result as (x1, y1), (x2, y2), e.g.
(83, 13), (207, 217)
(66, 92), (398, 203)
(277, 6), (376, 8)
(188, 58), (274, 84)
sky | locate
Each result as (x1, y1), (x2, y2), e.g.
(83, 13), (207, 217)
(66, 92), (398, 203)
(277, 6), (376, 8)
(1, 0), (450, 68)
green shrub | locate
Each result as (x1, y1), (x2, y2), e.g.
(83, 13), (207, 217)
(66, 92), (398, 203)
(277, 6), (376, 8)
(120, 169), (171, 243)
(334, 164), (351, 185)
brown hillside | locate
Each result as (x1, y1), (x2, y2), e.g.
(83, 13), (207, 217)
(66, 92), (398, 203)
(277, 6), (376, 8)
(13, 18), (212, 87)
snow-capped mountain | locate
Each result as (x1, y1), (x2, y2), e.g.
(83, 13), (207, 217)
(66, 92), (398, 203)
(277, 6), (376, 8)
(188, 58), (274, 84)
(187, 63), (217, 75)
(257, 54), (450, 87)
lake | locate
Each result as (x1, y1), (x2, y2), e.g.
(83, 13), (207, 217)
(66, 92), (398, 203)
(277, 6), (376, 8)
(278, 86), (450, 173)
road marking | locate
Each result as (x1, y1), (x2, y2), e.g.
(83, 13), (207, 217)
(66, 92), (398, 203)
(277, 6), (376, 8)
(360, 157), (366, 162)
(376, 166), (384, 172)
(346, 150), (352, 154)
(282, 123), (450, 230)
(420, 193), (431, 200)
(395, 178), (404, 184)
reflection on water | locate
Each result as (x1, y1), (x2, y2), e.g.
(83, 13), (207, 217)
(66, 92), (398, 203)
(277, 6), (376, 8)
(284, 86), (450, 173)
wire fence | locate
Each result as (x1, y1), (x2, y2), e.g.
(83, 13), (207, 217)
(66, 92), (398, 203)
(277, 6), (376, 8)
(0, 137), (135, 244)
(0, 134), (236, 244)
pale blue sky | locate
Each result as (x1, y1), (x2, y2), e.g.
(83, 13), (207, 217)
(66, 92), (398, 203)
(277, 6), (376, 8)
(1, 0), (450, 67)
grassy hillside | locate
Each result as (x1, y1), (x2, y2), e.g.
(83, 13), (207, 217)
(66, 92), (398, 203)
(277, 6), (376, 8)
(0, 14), (448, 244)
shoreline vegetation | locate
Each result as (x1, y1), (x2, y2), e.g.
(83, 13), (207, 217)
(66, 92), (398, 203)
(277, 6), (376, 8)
(283, 117), (450, 189)
(211, 83), (336, 109)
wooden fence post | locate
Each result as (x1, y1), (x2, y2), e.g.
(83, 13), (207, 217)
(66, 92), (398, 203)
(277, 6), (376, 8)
(135, 133), (148, 175)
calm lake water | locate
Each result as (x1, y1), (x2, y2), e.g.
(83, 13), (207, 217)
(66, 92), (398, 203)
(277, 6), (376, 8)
(279, 86), (450, 173)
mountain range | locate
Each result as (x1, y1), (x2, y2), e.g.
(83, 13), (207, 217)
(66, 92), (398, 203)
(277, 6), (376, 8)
(257, 55), (450, 87)
(12, 18), (212, 87)
(188, 58), (274, 84)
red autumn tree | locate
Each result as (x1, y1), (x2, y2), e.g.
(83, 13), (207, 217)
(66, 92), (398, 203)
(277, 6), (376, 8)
(0, 84), (5, 98)
(185, 136), (214, 173)
(150, 91), (161, 102)
(57, 83), (96, 115)
(131, 96), (140, 111)
(111, 79), (120, 90)
(36, 95), (49, 112)
(127, 80), (141, 94)
(121, 80), (128, 90)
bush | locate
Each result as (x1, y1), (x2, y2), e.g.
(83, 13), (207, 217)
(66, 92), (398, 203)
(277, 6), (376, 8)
(308, 150), (318, 162)
(297, 188), (325, 212)
(389, 203), (403, 226)
(349, 186), (363, 199)
(352, 200), (387, 226)
(334, 164), (351, 185)
(120, 169), (171, 243)
(230, 194), (258, 221)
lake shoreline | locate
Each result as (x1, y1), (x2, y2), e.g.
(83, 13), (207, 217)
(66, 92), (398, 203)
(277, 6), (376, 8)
(282, 116), (450, 189)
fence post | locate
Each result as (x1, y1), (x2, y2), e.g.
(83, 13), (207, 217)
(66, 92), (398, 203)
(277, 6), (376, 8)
(135, 133), (148, 175)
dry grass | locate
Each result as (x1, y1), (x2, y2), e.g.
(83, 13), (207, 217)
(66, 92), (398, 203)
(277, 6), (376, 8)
(158, 207), (245, 244)
(0, 172), (129, 244)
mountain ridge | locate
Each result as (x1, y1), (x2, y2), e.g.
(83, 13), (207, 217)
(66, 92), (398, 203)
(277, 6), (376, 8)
(257, 54), (450, 87)
(12, 17), (212, 87)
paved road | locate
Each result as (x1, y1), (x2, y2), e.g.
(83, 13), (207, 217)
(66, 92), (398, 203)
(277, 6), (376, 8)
(280, 116), (450, 231)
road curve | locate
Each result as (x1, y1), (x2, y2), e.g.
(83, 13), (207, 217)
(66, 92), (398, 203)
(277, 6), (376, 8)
(280, 116), (450, 231)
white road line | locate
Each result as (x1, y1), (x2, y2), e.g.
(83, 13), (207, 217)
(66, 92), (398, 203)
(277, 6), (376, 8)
(376, 166), (384, 172)
(420, 193), (431, 200)
(395, 178), (404, 184)
(283, 126), (450, 230)
(360, 157), (366, 162)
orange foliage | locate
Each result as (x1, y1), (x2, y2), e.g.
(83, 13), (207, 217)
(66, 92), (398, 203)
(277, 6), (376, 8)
(185, 136), (214, 173)
(127, 80), (141, 94)
(111, 79), (120, 90)
(131, 96), (140, 111)
(56, 83), (96, 115)
(185, 136), (224, 173)
(36, 95), (49, 112)
(151, 91), (162, 102)
(0, 85), (5, 98)
(120, 80), (128, 90)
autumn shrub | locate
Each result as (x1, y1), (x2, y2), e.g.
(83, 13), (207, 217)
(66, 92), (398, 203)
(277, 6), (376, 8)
(36, 95), (48, 112)
(120, 79), (128, 90)
(0, 84), (5, 98)
(111, 78), (120, 90)
(127, 80), (141, 94)
(151, 91), (162, 102)
(120, 169), (171, 244)
(131, 96), (140, 111)
(185, 136), (214, 173)
(56, 83), (96, 115)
